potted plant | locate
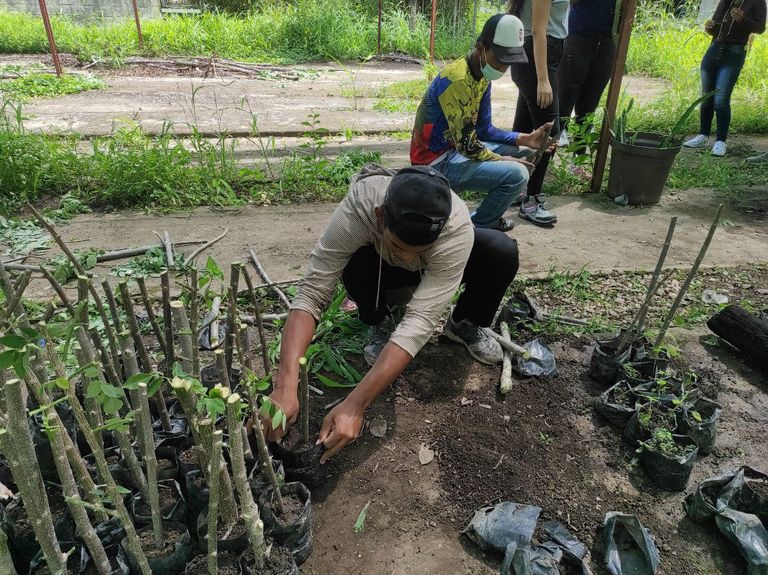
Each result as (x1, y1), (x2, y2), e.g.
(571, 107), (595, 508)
(607, 93), (713, 205)
(638, 428), (699, 491)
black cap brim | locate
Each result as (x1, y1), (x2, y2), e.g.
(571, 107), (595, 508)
(492, 44), (528, 65)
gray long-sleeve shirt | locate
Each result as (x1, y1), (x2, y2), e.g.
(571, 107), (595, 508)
(290, 165), (474, 358)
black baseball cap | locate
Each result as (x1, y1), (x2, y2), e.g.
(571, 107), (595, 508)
(382, 166), (452, 246)
(478, 14), (528, 65)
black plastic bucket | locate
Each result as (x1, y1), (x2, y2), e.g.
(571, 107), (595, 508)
(607, 132), (681, 205)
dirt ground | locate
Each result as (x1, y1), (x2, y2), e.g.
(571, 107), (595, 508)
(302, 325), (767, 575)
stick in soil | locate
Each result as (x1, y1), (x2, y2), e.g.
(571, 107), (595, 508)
(189, 267), (200, 377)
(209, 296), (222, 349)
(171, 300), (195, 374)
(499, 321), (513, 395)
(40, 266), (74, 315)
(226, 394), (266, 569)
(248, 249), (291, 310)
(118, 282), (172, 432)
(183, 227), (230, 267)
(207, 429), (223, 575)
(654, 204), (723, 348)
(226, 265), (241, 376)
(618, 216), (678, 352)
(241, 267), (272, 377)
(137, 383), (163, 548)
(160, 271), (175, 375)
(299, 357), (310, 445)
(42, 338), (153, 575)
(136, 277), (167, 355)
(250, 401), (285, 515)
(0, 379), (67, 573)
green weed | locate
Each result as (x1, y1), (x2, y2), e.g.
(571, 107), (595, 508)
(374, 78), (428, 114)
(0, 73), (104, 101)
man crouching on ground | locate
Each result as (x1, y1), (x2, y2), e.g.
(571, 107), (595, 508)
(260, 164), (519, 462)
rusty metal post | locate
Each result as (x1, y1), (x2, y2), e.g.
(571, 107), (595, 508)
(131, 0), (144, 49)
(37, 0), (62, 77)
(377, 0), (382, 54)
(590, 0), (638, 194)
(430, 0), (437, 63)
(472, 0), (479, 35)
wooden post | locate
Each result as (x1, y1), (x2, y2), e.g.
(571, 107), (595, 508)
(131, 0), (144, 49)
(377, 0), (383, 54)
(589, 0), (638, 194)
(472, 0), (479, 35)
(430, 0), (437, 64)
(37, 0), (62, 77)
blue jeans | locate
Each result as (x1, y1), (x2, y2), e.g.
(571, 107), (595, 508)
(699, 42), (747, 142)
(433, 142), (530, 228)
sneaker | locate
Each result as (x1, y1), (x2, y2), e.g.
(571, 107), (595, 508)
(442, 316), (503, 365)
(486, 217), (515, 232)
(519, 195), (557, 226)
(683, 134), (709, 148)
(711, 141), (727, 157)
(558, 130), (570, 148)
(746, 151), (768, 164)
(363, 316), (396, 367)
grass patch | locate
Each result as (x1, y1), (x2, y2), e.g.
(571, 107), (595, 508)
(668, 144), (768, 191)
(0, 72), (104, 101)
(373, 78), (428, 113)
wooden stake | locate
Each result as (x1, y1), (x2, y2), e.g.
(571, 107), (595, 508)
(137, 383), (162, 548)
(131, 0), (144, 49)
(136, 277), (167, 354)
(429, 0), (437, 64)
(299, 357), (309, 445)
(207, 430), (223, 574)
(655, 205), (723, 348)
(37, 0), (62, 77)
(248, 249), (291, 310)
(171, 300), (195, 374)
(241, 267), (272, 377)
(189, 268), (200, 377)
(499, 322), (513, 395)
(183, 228), (230, 267)
(160, 271), (175, 374)
(225, 265), (241, 375)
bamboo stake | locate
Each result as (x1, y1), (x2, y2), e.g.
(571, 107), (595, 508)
(119, 282), (172, 431)
(136, 277), (167, 355)
(225, 394), (266, 568)
(499, 322), (513, 395)
(241, 267), (272, 377)
(189, 268), (200, 377)
(183, 228), (230, 266)
(137, 383), (162, 548)
(654, 205), (723, 348)
(617, 217), (678, 352)
(248, 249), (291, 309)
(171, 300), (195, 373)
(299, 356), (309, 445)
(160, 271), (175, 375)
(0, 379), (67, 572)
(207, 430), (223, 574)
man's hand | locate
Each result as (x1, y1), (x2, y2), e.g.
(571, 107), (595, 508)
(730, 8), (745, 22)
(704, 18), (716, 35)
(252, 386), (300, 442)
(537, 78), (553, 108)
(317, 396), (365, 463)
(517, 122), (554, 150)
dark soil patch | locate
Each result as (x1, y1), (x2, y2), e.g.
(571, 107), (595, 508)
(241, 546), (296, 574)
(275, 492), (304, 525)
(217, 517), (247, 542)
(748, 479), (768, 500)
(179, 449), (198, 465)
(158, 458), (175, 472)
(139, 524), (184, 560)
(184, 552), (240, 575)
(607, 383), (634, 408)
(135, 484), (180, 517)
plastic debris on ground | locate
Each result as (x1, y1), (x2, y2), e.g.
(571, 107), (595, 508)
(603, 512), (660, 575)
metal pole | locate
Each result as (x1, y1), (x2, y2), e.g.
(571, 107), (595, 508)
(589, 0), (638, 194)
(430, 0), (437, 63)
(472, 0), (479, 35)
(131, 0), (144, 49)
(377, 0), (382, 54)
(37, 0), (62, 77)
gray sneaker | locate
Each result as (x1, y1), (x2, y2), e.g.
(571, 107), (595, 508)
(519, 195), (557, 226)
(746, 151), (768, 164)
(442, 316), (503, 365)
(363, 316), (396, 367)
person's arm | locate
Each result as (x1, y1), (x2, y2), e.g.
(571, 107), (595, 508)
(475, 85), (520, 145)
(531, 0), (554, 108)
(437, 76), (500, 161)
(317, 341), (412, 462)
(732, 0), (767, 35)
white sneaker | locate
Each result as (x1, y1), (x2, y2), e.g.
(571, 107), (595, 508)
(711, 141), (727, 157)
(558, 130), (570, 147)
(683, 134), (709, 148)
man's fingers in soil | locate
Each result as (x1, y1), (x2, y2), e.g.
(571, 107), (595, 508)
(320, 432), (350, 464)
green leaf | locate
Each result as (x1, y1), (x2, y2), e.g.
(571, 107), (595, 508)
(103, 397), (123, 414)
(54, 377), (69, 391)
(691, 410), (703, 423)
(101, 384), (119, 398)
(353, 500), (371, 533)
(315, 373), (357, 388)
(12, 352), (28, 377)
(147, 376), (162, 397)
(83, 366), (100, 379)
(0, 350), (16, 370)
(86, 380), (102, 398)
(172, 362), (186, 378)
(205, 256), (223, 279)
(0, 334), (26, 349)
(271, 410), (282, 431)
(19, 327), (39, 340)
(115, 485), (131, 495)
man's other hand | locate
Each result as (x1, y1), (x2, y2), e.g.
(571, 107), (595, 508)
(251, 386), (299, 442)
(517, 122), (554, 150)
(317, 397), (365, 463)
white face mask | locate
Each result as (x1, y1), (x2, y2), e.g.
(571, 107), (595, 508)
(480, 48), (504, 81)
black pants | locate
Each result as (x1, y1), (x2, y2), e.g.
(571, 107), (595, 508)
(558, 34), (616, 156)
(510, 35), (565, 197)
(341, 228), (519, 328)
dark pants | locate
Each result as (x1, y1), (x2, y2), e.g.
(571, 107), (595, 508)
(510, 35), (564, 197)
(558, 34), (616, 155)
(341, 228), (519, 327)
(699, 42), (747, 142)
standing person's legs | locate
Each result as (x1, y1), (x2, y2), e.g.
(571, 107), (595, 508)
(572, 37), (616, 134)
(444, 227), (519, 364)
(558, 35), (598, 133)
(712, 44), (747, 144)
(435, 145), (529, 230)
(698, 43), (721, 138)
